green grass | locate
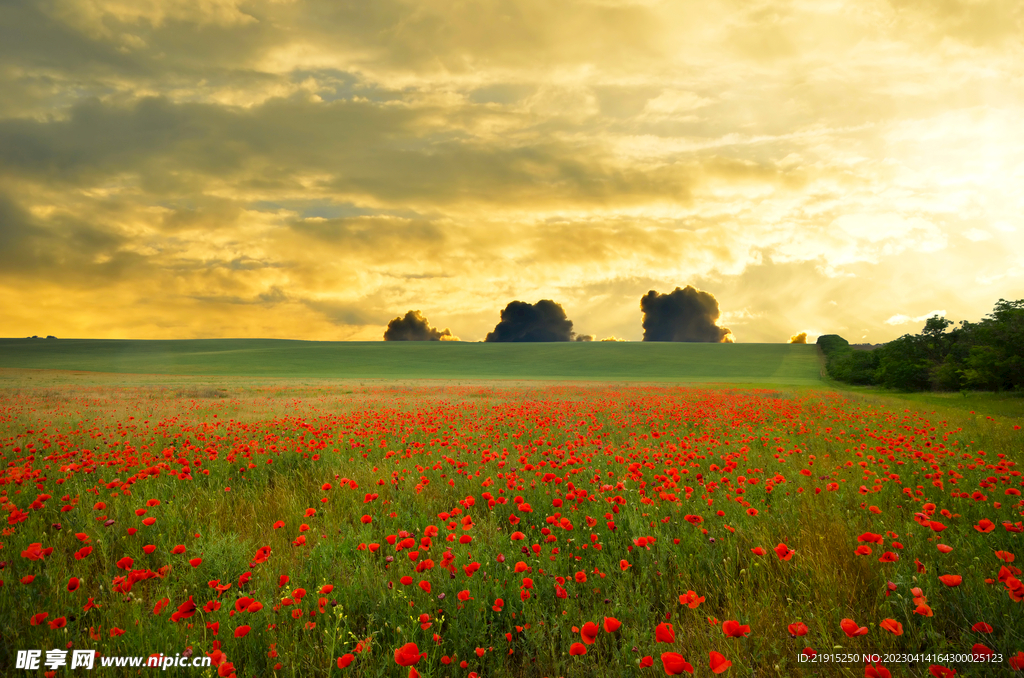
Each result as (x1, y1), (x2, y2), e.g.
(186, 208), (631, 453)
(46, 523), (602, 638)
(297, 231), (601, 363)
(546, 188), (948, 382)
(824, 382), (1024, 420)
(0, 339), (823, 384)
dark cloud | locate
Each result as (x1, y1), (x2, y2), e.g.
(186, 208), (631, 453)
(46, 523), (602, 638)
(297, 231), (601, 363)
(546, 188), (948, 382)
(0, 189), (138, 282)
(485, 299), (576, 342)
(383, 310), (453, 341)
(0, 93), (698, 209)
(302, 299), (385, 327)
(640, 286), (733, 342)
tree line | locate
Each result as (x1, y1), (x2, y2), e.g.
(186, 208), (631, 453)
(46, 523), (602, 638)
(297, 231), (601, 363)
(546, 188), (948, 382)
(817, 298), (1024, 392)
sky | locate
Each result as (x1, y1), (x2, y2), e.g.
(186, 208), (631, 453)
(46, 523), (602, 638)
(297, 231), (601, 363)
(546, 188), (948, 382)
(1, 0), (1022, 343)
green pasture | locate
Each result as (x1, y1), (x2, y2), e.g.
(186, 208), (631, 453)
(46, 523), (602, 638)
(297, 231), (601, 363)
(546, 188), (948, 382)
(0, 339), (822, 383)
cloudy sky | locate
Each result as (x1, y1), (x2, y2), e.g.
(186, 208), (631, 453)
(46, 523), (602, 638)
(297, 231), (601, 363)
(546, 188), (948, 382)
(1, 0), (1022, 342)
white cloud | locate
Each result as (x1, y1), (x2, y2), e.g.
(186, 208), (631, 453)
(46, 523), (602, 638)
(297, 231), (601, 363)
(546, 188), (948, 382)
(884, 309), (946, 326)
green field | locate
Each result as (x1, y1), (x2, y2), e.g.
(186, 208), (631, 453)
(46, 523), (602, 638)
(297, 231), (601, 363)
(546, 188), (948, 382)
(0, 339), (822, 383)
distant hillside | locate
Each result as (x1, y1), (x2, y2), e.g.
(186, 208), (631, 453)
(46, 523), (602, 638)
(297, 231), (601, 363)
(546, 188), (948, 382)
(0, 339), (822, 384)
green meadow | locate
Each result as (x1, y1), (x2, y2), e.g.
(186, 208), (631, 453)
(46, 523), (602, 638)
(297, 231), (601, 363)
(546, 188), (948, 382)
(0, 339), (822, 384)
(3, 343), (1024, 677)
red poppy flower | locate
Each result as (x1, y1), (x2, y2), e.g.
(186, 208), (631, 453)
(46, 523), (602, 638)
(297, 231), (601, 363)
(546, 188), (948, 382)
(1008, 651), (1024, 671)
(492, 598), (504, 611)
(722, 620), (750, 638)
(788, 622), (808, 637)
(640, 656), (654, 668)
(680, 591), (705, 608)
(971, 622), (993, 633)
(971, 644), (995, 661)
(569, 642), (587, 656)
(879, 619), (902, 635)
(48, 617), (67, 630)
(855, 545), (872, 556)
(171, 596), (197, 622)
(709, 651), (732, 674)
(620, 559), (631, 571)
(661, 652), (694, 675)
(457, 590), (472, 601)
(878, 552), (899, 563)
(67, 577), (80, 592)
(974, 519), (995, 533)
(655, 622), (676, 644)
(928, 665), (956, 678)
(750, 547), (766, 556)
(419, 581), (431, 593)
(938, 575), (962, 587)
(774, 543), (795, 561)
(337, 654), (354, 669)
(21, 543), (53, 560)
(30, 613), (48, 626)
(603, 617), (621, 633)
(865, 662), (891, 678)
(581, 622), (600, 645)
(937, 544), (953, 554)
(394, 643), (423, 667)
(840, 618), (868, 637)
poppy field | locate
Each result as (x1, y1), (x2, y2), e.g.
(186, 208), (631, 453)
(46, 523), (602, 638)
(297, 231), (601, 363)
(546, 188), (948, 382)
(1, 380), (1022, 677)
